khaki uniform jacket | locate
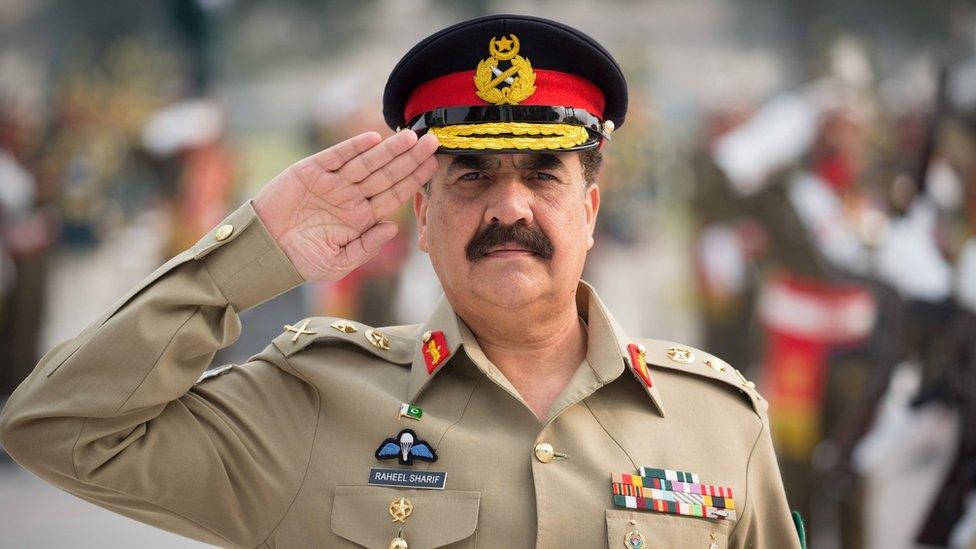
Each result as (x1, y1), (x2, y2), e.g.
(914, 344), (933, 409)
(0, 202), (801, 549)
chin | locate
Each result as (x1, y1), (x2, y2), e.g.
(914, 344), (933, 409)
(469, 267), (549, 309)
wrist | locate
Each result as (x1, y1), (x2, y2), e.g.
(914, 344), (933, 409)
(252, 193), (283, 241)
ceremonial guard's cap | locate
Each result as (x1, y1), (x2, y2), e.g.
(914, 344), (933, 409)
(383, 14), (628, 153)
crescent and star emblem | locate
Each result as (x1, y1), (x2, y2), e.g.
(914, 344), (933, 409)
(474, 33), (537, 105)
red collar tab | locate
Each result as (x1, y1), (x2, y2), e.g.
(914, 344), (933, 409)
(422, 331), (451, 375)
(627, 343), (653, 388)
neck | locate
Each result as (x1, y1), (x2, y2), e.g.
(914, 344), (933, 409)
(457, 288), (588, 421)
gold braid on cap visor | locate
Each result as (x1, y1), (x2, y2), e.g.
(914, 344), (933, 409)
(428, 122), (590, 150)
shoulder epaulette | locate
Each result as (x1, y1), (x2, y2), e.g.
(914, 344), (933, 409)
(272, 317), (414, 365)
(636, 338), (768, 415)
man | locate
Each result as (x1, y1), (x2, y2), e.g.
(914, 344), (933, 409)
(0, 15), (800, 548)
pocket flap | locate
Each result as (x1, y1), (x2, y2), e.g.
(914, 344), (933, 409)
(606, 509), (731, 548)
(332, 486), (480, 548)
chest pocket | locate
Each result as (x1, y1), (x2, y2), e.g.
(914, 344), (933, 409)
(606, 509), (732, 548)
(332, 486), (481, 548)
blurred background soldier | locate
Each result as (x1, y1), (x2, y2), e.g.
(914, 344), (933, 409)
(0, 1), (973, 546)
(690, 104), (761, 371)
(699, 39), (895, 545)
(871, 44), (976, 548)
(929, 53), (976, 547)
(0, 58), (54, 410)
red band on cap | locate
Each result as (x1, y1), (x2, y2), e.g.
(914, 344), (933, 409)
(404, 69), (605, 124)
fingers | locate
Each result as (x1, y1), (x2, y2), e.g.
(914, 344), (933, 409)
(369, 153), (438, 219)
(308, 132), (383, 172)
(357, 133), (440, 198)
(338, 130), (421, 183)
(339, 221), (399, 268)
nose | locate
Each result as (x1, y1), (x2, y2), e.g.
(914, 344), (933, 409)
(483, 175), (534, 226)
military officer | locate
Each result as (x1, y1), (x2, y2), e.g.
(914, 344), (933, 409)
(0, 14), (801, 549)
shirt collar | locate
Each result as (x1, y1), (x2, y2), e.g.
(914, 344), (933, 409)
(407, 294), (466, 402)
(406, 280), (665, 417)
(575, 280), (666, 417)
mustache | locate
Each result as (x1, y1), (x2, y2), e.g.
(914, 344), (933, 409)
(465, 222), (555, 261)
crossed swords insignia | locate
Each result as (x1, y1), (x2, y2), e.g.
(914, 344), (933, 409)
(283, 320), (315, 342)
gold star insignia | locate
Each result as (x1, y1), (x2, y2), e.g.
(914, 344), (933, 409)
(389, 497), (413, 523)
(495, 36), (513, 51)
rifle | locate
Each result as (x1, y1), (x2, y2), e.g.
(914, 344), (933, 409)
(912, 57), (976, 547)
(916, 310), (976, 545)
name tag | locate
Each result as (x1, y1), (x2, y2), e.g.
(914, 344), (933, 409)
(367, 467), (447, 490)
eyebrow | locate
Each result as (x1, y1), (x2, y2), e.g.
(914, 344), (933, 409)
(516, 154), (564, 171)
(446, 153), (565, 173)
(447, 155), (498, 173)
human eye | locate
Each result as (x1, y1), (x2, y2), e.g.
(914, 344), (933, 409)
(528, 172), (557, 181)
(458, 172), (486, 182)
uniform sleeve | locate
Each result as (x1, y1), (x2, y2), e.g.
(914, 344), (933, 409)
(0, 201), (318, 548)
(729, 412), (803, 549)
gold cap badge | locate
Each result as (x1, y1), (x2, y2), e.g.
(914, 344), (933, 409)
(474, 34), (536, 105)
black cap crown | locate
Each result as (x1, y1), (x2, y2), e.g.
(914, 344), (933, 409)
(383, 14), (628, 153)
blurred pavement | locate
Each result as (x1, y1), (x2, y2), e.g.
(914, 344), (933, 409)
(0, 461), (207, 547)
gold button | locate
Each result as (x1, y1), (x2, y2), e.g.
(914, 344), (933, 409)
(732, 368), (756, 389)
(215, 224), (234, 241)
(534, 442), (555, 463)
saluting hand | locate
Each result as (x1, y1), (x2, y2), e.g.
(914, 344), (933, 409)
(253, 130), (439, 282)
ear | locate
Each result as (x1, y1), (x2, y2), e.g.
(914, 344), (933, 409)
(413, 189), (430, 253)
(584, 184), (600, 250)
